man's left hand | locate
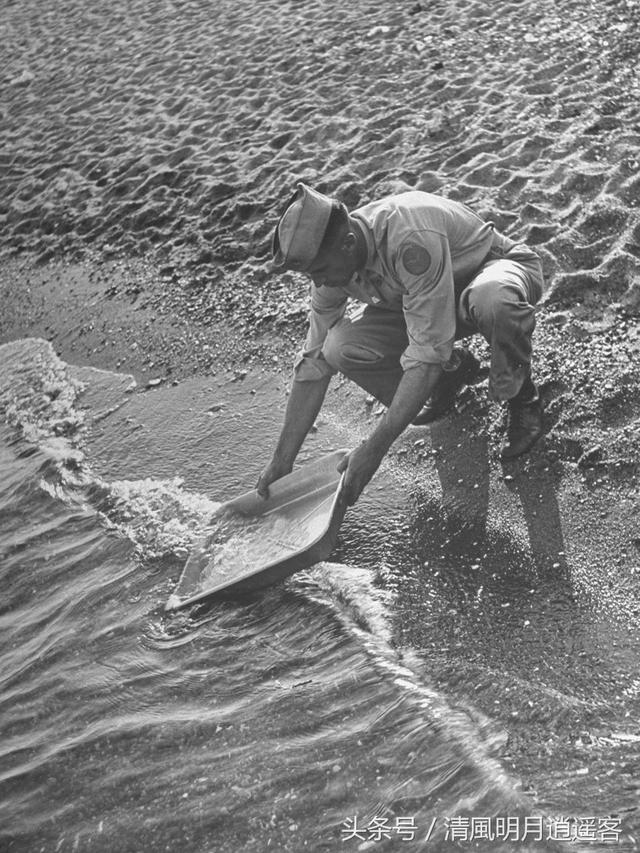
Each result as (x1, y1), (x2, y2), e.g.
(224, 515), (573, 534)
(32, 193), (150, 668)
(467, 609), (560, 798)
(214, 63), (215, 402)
(337, 441), (386, 506)
(335, 364), (442, 506)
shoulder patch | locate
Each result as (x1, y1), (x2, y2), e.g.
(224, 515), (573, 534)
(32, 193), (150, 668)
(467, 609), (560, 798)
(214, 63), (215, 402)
(401, 243), (431, 276)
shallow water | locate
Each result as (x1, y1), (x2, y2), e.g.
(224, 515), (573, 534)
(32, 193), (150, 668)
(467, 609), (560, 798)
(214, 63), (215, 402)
(196, 511), (318, 588)
(1, 339), (637, 852)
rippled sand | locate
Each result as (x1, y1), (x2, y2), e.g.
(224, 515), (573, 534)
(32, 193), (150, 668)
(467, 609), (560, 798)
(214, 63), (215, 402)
(2, 0), (638, 298)
(2, 0), (640, 467)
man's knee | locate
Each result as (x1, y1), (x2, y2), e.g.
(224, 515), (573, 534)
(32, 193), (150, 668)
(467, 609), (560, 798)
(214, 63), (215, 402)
(322, 321), (350, 372)
(322, 320), (383, 374)
(466, 277), (534, 327)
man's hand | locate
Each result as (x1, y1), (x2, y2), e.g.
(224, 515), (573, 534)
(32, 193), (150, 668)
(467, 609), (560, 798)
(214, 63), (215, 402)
(257, 375), (332, 499)
(256, 457), (292, 499)
(335, 363), (443, 505)
(337, 441), (386, 506)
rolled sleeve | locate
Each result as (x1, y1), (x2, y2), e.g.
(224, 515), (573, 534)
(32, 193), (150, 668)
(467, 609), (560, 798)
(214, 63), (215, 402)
(395, 231), (456, 370)
(293, 284), (347, 382)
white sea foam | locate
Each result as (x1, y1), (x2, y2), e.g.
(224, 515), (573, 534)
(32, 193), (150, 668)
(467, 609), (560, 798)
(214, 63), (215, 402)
(0, 338), (86, 462)
(96, 475), (221, 559)
(0, 338), (220, 560)
(302, 562), (513, 793)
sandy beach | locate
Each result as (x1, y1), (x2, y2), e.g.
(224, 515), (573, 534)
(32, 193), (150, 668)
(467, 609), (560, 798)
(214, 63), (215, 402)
(2, 0), (640, 849)
(2, 0), (640, 464)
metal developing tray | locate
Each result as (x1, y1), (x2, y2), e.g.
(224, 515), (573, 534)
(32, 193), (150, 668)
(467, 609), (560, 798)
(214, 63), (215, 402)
(165, 449), (349, 610)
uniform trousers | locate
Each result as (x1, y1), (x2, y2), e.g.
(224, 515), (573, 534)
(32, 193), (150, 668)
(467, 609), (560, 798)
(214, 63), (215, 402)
(321, 244), (544, 405)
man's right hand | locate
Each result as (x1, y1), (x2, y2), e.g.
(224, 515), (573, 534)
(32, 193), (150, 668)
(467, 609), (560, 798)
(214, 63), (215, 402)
(256, 374), (331, 500)
(256, 458), (292, 499)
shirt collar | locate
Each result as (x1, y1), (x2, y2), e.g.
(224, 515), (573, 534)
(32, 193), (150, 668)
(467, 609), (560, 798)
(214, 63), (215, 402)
(352, 213), (375, 269)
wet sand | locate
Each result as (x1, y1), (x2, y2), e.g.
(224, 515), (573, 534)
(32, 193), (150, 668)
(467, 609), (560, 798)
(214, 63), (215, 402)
(2, 0), (640, 845)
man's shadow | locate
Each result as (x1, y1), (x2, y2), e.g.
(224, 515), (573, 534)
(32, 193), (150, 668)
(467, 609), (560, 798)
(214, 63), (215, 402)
(424, 398), (571, 589)
(428, 405), (492, 546)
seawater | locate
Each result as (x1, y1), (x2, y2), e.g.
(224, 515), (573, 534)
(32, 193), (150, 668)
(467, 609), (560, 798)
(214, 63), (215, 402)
(0, 339), (598, 853)
(198, 511), (317, 589)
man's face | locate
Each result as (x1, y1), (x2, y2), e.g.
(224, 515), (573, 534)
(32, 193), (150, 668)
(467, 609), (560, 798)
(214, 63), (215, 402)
(306, 239), (357, 289)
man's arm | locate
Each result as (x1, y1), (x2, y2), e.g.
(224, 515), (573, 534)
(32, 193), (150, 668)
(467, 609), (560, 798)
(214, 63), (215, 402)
(257, 282), (345, 498)
(256, 375), (332, 498)
(338, 362), (442, 504)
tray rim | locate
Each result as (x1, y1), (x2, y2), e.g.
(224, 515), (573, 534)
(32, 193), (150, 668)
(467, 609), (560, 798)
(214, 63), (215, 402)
(165, 448), (349, 610)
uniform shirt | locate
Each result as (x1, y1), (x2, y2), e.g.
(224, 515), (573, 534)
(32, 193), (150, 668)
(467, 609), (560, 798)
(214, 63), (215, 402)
(294, 191), (497, 381)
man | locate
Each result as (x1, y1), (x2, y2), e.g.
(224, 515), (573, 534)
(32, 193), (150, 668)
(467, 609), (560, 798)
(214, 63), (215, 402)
(257, 183), (545, 506)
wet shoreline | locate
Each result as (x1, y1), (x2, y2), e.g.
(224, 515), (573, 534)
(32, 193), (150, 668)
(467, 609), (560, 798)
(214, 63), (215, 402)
(2, 253), (640, 848)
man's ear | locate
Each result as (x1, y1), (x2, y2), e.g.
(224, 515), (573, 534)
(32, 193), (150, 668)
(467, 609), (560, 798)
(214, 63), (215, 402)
(342, 230), (358, 254)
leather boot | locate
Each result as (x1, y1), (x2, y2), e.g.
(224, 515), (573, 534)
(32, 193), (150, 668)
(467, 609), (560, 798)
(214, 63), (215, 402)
(500, 383), (543, 458)
(412, 348), (481, 426)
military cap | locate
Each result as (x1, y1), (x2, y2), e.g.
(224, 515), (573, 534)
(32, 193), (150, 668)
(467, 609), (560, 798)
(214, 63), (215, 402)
(272, 182), (335, 271)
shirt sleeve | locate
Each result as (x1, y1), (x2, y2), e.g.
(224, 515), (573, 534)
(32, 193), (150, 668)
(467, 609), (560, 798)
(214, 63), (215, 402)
(293, 284), (348, 382)
(393, 230), (457, 370)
